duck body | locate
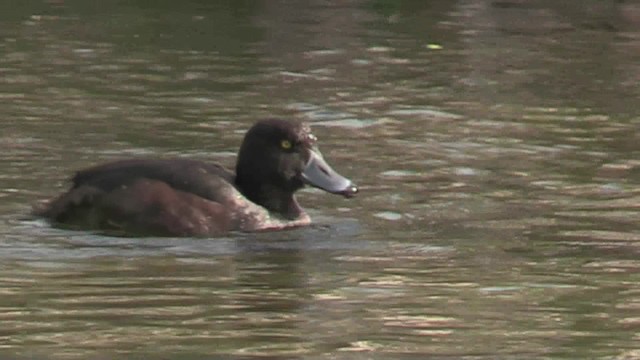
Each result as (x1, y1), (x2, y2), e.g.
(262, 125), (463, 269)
(36, 119), (357, 237)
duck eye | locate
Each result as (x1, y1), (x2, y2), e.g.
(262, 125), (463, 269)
(280, 139), (292, 150)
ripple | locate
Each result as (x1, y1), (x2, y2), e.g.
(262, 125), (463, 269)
(373, 211), (403, 221)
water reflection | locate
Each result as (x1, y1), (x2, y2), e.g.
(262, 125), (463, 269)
(1, 0), (639, 359)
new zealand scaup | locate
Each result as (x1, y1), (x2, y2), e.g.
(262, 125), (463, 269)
(35, 119), (358, 236)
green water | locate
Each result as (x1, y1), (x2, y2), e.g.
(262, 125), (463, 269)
(1, 1), (639, 359)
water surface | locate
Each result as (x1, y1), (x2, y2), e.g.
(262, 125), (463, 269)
(1, 1), (639, 359)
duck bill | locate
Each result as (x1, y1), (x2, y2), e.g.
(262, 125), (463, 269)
(301, 148), (358, 198)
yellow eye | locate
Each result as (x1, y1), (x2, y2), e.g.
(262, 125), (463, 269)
(280, 139), (292, 150)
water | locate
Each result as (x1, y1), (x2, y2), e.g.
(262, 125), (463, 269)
(1, 1), (639, 359)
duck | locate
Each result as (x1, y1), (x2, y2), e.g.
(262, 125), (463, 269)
(35, 118), (358, 237)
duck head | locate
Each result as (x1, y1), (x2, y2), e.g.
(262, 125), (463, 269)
(235, 118), (357, 218)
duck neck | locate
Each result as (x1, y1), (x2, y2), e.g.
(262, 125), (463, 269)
(236, 181), (304, 220)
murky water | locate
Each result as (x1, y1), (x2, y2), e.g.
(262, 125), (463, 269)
(1, 1), (639, 359)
